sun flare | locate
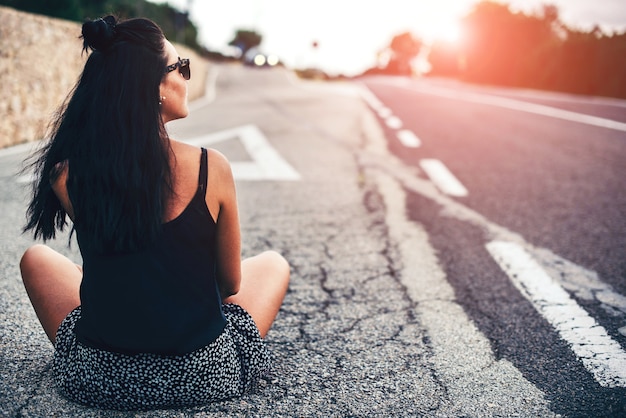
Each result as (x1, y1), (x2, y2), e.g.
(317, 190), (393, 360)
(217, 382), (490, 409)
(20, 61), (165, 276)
(430, 20), (463, 44)
(401, 2), (466, 45)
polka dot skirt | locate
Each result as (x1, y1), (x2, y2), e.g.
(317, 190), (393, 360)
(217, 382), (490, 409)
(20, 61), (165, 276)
(53, 304), (271, 411)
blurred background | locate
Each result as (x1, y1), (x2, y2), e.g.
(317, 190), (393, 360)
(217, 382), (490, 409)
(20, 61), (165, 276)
(2, 0), (625, 97)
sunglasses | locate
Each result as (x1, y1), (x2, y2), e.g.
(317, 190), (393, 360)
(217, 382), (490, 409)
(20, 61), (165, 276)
(165, 57), (191, 80)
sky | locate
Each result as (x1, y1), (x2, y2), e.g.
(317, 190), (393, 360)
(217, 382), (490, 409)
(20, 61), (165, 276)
(150, 0), (626, 76)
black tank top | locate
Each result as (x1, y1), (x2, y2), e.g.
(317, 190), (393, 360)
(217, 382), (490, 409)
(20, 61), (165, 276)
(74, 148), (227, 355)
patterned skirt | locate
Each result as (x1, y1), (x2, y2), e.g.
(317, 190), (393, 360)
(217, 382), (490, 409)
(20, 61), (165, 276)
(53, 304), (271, 411)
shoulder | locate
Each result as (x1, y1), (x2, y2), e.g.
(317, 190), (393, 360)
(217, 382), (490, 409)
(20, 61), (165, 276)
(206, 148), (233, 178)
(169, 140), (232, 177)
(206, 148), (236, 205)
(169, 140), (235, 197)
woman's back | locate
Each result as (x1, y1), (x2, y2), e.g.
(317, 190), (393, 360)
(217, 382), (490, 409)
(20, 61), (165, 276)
(20, 15), (289, 410)
(75, 147), (226, 355)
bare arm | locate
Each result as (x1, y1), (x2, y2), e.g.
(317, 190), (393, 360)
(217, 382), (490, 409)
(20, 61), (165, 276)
(208, 149), (242, 300)
(50, 161), (75, 221)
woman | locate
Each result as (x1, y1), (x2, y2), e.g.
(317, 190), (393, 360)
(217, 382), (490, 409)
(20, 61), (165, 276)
(20, 15), (289, 410)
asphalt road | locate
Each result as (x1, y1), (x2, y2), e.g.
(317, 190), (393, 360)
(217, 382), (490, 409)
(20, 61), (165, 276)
(360, 75), (626, 417)
(0, 64), (624, 417)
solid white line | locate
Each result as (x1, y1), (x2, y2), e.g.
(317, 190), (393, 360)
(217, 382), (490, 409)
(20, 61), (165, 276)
(419, 159), (468, 197)
(412, 85), (626, 132)
(486, 241), (626, 388)
(385, 115), (403, 129)
(396, 130), (421, 148)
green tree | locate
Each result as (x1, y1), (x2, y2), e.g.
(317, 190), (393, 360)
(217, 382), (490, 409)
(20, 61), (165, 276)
(0, 0), (82, 20)
(0, 0), (203, 53)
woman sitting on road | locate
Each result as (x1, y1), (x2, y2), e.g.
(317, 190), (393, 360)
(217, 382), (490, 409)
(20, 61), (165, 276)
(20, 15), (289, 410)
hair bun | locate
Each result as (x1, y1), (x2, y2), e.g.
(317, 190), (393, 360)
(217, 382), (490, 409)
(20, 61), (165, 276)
(82, 16), (117, 52)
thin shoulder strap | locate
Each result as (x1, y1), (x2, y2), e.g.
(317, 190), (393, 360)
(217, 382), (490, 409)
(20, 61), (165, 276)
(198, 147), (208, 197)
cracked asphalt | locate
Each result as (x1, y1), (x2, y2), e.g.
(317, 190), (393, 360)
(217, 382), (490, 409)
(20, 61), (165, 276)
(0, 64), (554, 417)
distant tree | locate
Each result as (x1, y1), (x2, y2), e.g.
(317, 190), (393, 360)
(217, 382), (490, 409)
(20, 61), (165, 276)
(0, 0), (203, 53)
(0, 0), (82, 20)
(385, 31), (422, 75)
(551, 27), (626, 97)
(228, 30), (262, 58)
(425, 0), (626, 99)
(427, 40), (461, 77)
(457, 1), (562, 86)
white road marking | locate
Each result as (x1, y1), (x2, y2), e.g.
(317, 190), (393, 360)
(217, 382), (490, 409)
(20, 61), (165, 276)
(419, 159), (468, 197)
(486, 241), (626, 388)
(372, 170), (553, 415)
(357, 85), (420, 148)
(182, 124), (300, 181)
(358, 85), (385, 111)
(409, 84), (626, 132)
(531, 246), (626, 329)
(357, 86), (397, 121)
(378, 107), (392, 118)
(385, 115), (403, 129)
(396, 129), (421, 148)
(7, 125), (300, 183)
(361, 110), (626, 387)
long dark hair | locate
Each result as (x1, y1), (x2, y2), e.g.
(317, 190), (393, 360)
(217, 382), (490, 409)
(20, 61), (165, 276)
(23, 16), (173, 254)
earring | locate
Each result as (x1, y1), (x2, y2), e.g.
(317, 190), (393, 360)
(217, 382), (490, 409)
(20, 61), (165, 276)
(159, 96), (166, 105)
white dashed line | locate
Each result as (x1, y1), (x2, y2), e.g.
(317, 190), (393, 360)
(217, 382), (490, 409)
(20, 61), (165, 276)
(396, 130), (421, 148)
(419, 159), (468, 197)
(385, 115), (403, 129)
(358, 85), (385, 110)
(486, 241), (626, 388)
(378, 107), (392, 118)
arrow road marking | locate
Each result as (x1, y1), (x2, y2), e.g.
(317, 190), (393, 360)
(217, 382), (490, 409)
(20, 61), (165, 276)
(419, 159), (468, 197)
(486, 240), (626, 388)
(9, 125), (301, 183)
(182, 124), (301, 181)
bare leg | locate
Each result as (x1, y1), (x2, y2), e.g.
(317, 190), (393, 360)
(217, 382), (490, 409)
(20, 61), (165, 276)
(20, 244), (82, 344)
(223, 250), (290, 338)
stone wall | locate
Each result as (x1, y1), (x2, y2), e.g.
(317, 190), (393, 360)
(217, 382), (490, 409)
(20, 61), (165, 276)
(0, 6), (208, 149)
